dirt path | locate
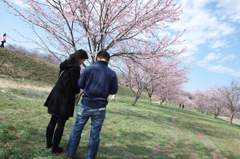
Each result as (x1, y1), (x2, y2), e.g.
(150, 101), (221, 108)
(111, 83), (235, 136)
(0, 78), (52, 92)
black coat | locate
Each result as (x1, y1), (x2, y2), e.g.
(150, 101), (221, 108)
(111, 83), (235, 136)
(44, 60), (81, 119)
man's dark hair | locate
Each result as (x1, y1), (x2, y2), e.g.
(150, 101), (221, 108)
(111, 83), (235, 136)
(97, 50), (110, 61)
(68, 49), (88, 65)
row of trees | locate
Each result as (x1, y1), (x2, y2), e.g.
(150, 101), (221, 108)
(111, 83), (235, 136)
(115, 55), (190, 106)
(191, 80), (240, 125)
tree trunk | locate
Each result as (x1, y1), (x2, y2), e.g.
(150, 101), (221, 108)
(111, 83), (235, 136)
(131, 89), (143, 106)
(159, 98), (165, 106)
(229, 113), (234, 125)
(148, 94), (152, 105)
(214, 108), (220, 119)
(131, 95), (140, 106)
(149, 97), (152, 105)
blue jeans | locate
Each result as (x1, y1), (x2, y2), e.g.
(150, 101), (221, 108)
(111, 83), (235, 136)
(67, 104), (106, 159)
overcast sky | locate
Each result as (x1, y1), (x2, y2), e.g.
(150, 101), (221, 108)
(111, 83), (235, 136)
(0, 0), (240, 92)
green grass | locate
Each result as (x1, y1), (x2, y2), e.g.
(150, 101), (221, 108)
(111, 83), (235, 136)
(1, 89), (240, 159)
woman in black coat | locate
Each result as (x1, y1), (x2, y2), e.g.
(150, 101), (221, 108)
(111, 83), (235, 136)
(44, 49), (88, 154)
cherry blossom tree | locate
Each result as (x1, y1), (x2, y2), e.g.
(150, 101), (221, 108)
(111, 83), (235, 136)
(217, 80), (240, 124)
(190, 80), (240, 123)
(112, 25), (187, 105)
(141, 57), (171, 105)
(169, 90), (192, 107)
(117, 58), (150, 105)
(154, 60), (189, 106)
(157, 80), (184, 106)
(2, 0), (182, 63)
(191, 91), (209, 114)
(140, 55), (189, 105)
(117, 53), (189, 106)
(206, 88), (224, 119)
(180, 92), (194, 107)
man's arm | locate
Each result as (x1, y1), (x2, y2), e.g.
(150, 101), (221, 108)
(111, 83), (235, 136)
(109, 73), (118, 94)
(78, 68), (87, 89)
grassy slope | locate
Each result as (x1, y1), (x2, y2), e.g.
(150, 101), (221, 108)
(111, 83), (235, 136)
(1, 48), (240, 159)
(0, 48), (59, 85)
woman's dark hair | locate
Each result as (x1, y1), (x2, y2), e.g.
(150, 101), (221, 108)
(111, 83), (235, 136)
(3, 33), (6, 36)
(68, 49), (88, 65)
(97, 50), (110, 61)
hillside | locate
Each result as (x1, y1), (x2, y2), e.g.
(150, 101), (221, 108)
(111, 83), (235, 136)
(0, 48), (59, 85)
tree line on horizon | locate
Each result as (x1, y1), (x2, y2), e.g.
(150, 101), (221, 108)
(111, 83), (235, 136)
(189, 79), (240, 125)
(5, 44), (59, 65)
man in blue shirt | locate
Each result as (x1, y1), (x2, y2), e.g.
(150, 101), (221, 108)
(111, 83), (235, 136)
(67, 50), (118, 159)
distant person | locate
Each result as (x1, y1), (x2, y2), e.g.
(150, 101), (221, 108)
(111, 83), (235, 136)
(179, 104), (181, 108)
(44, 49), (88, 154)
(0, 33), (7, 48)
(182, 104), (185, 109)
(67, 50), (118, 159)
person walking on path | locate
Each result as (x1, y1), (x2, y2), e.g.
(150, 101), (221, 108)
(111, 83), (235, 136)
(44, 49), (88, 154)
(0, 33), (7, 48)
(66, 50), (118, 159)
